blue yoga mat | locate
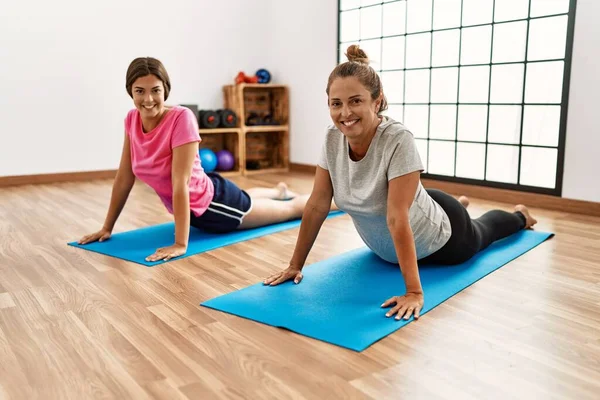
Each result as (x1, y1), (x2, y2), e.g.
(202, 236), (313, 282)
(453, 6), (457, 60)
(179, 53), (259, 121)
(68, 211), (345, 266)
(201, 230), (553, 351)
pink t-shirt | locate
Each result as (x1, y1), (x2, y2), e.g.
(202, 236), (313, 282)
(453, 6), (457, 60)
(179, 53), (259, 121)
(125, 105), (214, 217)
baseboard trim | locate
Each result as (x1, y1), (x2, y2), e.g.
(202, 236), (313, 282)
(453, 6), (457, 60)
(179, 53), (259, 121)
(0, 170), (118, 188)
(290, 163), (600, 217)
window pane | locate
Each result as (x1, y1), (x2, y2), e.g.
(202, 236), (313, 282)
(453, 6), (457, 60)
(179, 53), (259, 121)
(361, 0), (380, 6)
(432, 29), (460, 67)
(433, 0), (462, 30)
(456, 142), (486, 179)
(384, 104), (404, 124)
(340, 10), (360, 42)
(488, 105), (522, 144)
(431, 67), (459, 103)
(458, 105), (488, 142)
(359, 39), (382, 70)
(522, 105), (561, 146)
(520, 147), (558, 188)
(492, 21), (528, 63)
(339, 41), (359, 64)
(494, 0), (530, 23)
(528, 16), (568, 61)
(405, 69), (430, 103)
(360, 5), (382, 40)
(462, 0), (493, 26)
(486, 144), (519, 183)
(415, 139), (429, 172)
(430, 105), (457, 140)
(340, 0), (360, 11)
(490, 64), (524, 103)
(530, 0), (569, 17)
(461, 25), (492, 65)
(383, 1), (406, 36)
(404, 105), (429, 139)
(405, 32), (431, 69)
(459, 66), (490, 103)
(382, 36), (405, 70)
(381, 70), (404, 103)
(428, 141), (455, 176)
(525, 61), (564, 103)
(407, 0), (433, 33)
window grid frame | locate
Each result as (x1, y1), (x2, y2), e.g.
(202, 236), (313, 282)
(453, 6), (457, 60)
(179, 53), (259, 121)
(337, 0), (578, 196)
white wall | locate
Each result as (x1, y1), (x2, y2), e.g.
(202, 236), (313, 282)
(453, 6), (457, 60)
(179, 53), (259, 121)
(266, 0), (339, 166)
(561, 0), (600, 202)
(273, 0), (599, 203)
(2, 0), (597, 203)
(0, 0), (270, 176)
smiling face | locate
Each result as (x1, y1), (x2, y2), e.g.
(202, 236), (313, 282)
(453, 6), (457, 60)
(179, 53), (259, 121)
(328, 76), (382, 140)
(131, 74), (166, 120)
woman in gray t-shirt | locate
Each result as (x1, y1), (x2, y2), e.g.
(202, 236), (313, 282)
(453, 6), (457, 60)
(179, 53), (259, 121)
(264, 45), (538, 322)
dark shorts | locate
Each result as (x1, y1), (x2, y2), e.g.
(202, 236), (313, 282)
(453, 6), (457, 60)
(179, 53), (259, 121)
(190, 172), (252, 233)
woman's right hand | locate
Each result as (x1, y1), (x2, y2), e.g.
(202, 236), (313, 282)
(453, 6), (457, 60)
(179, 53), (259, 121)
(263, 266), (303, 286)
(78, 228), (112, 245)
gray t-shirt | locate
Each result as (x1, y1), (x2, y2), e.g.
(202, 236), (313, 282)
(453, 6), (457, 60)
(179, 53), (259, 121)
(318, 116), (452, 263)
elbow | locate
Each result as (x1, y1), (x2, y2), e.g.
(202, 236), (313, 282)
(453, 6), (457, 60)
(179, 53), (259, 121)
(387, 210), (409, 233)
(172, 176), (191, 193)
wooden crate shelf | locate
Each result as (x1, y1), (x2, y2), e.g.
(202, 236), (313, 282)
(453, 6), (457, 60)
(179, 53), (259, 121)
(197, 128), (243, 176)
(198, 128), (241, 135)
(222, 83), (290, 176)
(245, 125), (289, 133)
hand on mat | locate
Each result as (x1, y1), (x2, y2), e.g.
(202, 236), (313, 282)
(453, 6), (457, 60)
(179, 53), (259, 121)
(381, 292), (424, 321)
(263, 266), (303, 286)
(146, 243), (187, 262)
(78, 228), (112, 244)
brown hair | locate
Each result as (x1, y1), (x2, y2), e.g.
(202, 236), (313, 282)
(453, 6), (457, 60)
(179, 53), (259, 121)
(125, 57), (171, 100)
(326, 45), (388, 114)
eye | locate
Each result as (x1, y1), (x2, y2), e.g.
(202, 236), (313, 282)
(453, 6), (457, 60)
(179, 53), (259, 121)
(135, 89), (143, 94)
(352, 98), (361, 104)
(153, 88), (161, 93)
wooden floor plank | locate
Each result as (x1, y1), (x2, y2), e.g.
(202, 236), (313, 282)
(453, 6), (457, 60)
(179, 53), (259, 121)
(0, 171), (599, 399)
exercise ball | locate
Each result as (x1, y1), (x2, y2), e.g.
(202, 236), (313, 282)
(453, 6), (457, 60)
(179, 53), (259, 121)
(216, 150), (235, 171)
(255, 68), (271, 84)
(199, 148), (217, 172)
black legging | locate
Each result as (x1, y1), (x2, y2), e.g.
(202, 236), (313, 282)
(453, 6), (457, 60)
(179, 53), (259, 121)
(420, 189), (526, 265)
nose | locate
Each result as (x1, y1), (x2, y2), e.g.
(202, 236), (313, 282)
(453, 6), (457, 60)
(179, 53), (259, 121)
(145, 92), (154, 104)
(341, 103), (351, 118)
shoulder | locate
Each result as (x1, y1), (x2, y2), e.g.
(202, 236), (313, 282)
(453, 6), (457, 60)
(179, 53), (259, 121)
(324, 123), (343, 144)
(125, 108), (139, 123)
(169, 105), (196, 123)
(378, 116), (415, 145)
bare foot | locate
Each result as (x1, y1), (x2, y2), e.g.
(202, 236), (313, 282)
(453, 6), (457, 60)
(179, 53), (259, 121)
(458, 195), (470, 209)
(276, 182), (298, 200)
(515, 204), (538, 229)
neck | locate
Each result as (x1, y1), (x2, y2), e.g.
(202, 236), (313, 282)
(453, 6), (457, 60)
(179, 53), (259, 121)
(347, 116), (382, 161)
(141, 107), (168, 133)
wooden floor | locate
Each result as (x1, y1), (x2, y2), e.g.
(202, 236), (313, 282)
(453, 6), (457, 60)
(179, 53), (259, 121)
(0, 171), (599, 400)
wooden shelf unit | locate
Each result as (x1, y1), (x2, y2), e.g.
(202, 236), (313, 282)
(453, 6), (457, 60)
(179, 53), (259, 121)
(196, 83), (290, 176)
(197, 127), (243, 176)
(224, 83), (289, 175)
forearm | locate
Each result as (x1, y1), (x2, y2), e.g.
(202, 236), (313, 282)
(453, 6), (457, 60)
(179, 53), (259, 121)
(172, 182), (191, 247)
(389, 219), (423, 294)
(290, 199), (329, 269)
(103, 173), (135, 231)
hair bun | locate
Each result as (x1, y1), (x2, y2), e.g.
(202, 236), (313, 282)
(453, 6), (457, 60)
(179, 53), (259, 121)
(345, 44), (369, 64)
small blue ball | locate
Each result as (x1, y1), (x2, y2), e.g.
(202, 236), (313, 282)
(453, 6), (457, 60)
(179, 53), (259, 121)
(199, 148), (218, 172)
(256, 68), (271, 84)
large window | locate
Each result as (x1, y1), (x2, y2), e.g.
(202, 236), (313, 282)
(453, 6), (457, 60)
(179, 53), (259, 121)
(338, 0), (577, 195)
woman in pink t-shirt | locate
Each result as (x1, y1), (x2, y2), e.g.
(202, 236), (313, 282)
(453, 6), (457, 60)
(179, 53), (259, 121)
(78, 57), (324, 262)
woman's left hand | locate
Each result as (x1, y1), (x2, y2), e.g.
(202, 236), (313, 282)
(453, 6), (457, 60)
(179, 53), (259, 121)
(381, 292), (424, 320)
(146, 243), (187, 262)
